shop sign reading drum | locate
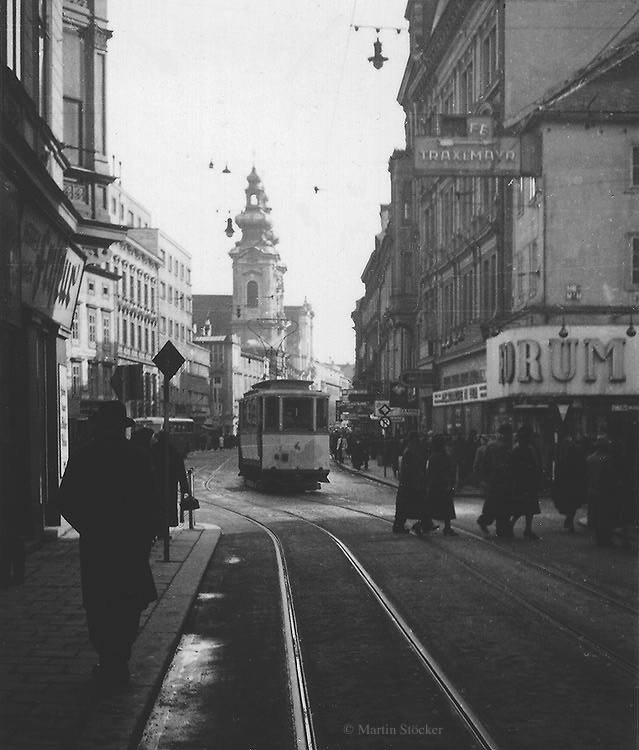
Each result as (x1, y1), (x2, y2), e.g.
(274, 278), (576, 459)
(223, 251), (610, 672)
(486, 327), (639, 399)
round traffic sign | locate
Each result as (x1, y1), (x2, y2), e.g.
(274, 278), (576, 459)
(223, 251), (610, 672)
(379, 416), (391, 429)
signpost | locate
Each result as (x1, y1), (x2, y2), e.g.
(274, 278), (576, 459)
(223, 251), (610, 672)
(152, 341), (185, 562)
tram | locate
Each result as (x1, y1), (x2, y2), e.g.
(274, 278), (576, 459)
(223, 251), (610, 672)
(238, 379), (330, 489)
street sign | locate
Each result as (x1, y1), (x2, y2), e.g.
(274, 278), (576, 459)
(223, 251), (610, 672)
(376, 401), (391, 417)
(153, 341), (185, 380)
(379, 416), (391, 429)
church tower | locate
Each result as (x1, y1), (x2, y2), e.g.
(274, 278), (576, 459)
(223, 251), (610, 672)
(229, 167), (287, 357)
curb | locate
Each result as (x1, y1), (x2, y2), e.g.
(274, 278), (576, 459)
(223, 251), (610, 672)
(75, 526), (222, 750)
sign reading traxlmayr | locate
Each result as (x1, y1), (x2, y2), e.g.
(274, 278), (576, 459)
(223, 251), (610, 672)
(415, 136), (522, 175)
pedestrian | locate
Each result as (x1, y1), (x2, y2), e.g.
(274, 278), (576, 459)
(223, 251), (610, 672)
(57, 401), (160, 692)
(477, 423), (514, 537)
(350, 436), (363, 470)
(510, 424), (543, 540)
(586, 436), (620, 547)
(393, 431), (438, 535)
(425, 434), (457, 536)
(335, 434), (345, 463)
(151, 430), (191, 528)
(552, 435), (588, 532)
(130, 426), (154, 455)
(218, 434), (225, 450)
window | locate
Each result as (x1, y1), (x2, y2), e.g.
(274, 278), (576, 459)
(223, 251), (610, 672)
(144, 283), (148, 307)
(264, 397), (279, 430)
(71, 363), (80, 396)
(179, 293), (184, 311)
(88, 362), (98, 399)
(127, 210), (134, 226)
(160, 249), (166, 264)
(88, 310), (96, 344)
(316, 399), (328, 430)
(72, 310), (79, 340)
(103, 315), (110, 344)
(111, 197), (117, 214)
(459, 58), (474, 113)
(137, 279), (141, 302)
(122, 317), (128, 345)
(102, 285), (108, 296)
(121, 271), (126, 298)
(130, 321), (135, 348)
(144, 328), (149, 352)
(38, 0), (48, 115)
(180, 263), (184, 280)
(151, 331), (156, 353)
(632, 237), (639, 285)
(247, 281), (258, 307)
(160, 282), (165, 299)
(168, 256), (173, 273)
(130, 276), (134, 299)
(174, 289), (179, 306)
(528, 241), (539, 297)
(283, 398), (313, 431)
(168, 285), (173, 304)
(633, 146), (639, 188)
(160, 317), (166, 334)
(481, 25), (497, 90)
(120, 203), (124, 221)
(137, 326), (142, 351)
(180, 324), (185, 341)
(150, 287), (155, 309)
(169, 320), (174, 338)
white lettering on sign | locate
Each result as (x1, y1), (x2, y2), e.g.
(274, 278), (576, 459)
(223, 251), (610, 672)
(499, 337), (626, 385)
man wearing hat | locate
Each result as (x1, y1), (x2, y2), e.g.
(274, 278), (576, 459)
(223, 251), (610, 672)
(477, 423), (514, 537)
(57, 401), (160, 691)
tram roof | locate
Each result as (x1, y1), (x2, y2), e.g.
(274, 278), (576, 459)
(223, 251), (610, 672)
(244, 379), (321, 396)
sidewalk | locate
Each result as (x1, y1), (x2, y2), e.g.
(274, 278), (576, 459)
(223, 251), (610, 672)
(0, 524), (221, 750)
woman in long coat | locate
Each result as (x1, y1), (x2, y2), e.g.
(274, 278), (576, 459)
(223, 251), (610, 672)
(425, 434), (457, 536)
(393, 432), (436, 534)
(510, 424), (542, 539)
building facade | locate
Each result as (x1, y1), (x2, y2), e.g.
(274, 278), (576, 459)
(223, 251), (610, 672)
(352, 0), (639, 474)
(1, 0), (127, 541)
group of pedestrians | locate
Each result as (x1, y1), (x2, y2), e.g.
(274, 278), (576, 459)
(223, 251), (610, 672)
(393, 431), (457, 536)
(57, 401), (193, 694)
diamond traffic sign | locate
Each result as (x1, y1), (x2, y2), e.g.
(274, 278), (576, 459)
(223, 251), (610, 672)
(377, 401), (391, 417)
(153, 341), (185, 380)
(379, 416), (391, 429)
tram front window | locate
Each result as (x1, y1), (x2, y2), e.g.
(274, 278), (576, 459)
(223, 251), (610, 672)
(283, 397), (313, 431)
(316, 399), (328, 430)
(264, 397), (279, 431)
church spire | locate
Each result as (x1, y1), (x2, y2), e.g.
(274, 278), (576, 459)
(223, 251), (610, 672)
(233, 167), (278, 248)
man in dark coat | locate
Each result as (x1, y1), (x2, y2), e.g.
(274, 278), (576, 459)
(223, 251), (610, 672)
(393, 432), (437, 534)
(150, 431), (190, 528)
(553, 436), (588, 532)
(425, 434), (457, 536)
(57, 401), (160, 691)
(510, 424), (543, 539)
(586, 436), (621, 547)
(477, 423), (514, 537)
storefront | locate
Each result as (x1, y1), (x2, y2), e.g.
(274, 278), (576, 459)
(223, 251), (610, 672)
(431, 382), (488, 435)
(486, 326), (639, 480)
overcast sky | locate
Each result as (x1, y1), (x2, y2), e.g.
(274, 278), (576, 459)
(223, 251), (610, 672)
(106, 0), (408, 363)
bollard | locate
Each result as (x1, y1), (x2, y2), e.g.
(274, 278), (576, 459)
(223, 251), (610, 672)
(187, 467), (195, 529)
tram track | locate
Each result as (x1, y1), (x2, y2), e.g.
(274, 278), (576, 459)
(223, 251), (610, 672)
(199, 464), (637, 683)
(301, 487), (639, 680)
(202, 470), (501, 750)
(333, 463), (638, 617)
